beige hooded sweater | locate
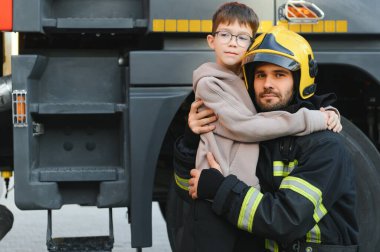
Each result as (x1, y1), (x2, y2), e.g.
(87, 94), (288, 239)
(194, 62), (327, 187)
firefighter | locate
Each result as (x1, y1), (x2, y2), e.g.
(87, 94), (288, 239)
(175, 26), (358, 251)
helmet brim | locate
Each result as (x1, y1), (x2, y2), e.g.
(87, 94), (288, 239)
(244, 53), (300, 71)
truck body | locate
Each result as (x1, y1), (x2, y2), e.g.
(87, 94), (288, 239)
(1, 0), (380, 251)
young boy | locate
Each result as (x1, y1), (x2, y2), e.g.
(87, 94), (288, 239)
(175, 2), (340, 252)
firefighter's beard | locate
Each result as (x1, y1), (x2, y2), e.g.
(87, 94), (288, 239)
(255, 88), (294, 112)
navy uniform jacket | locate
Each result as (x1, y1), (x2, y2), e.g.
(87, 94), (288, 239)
(174, 129), (359, 251)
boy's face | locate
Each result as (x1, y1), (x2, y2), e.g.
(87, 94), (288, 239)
(253, 63), (294, 111)
(207, 21), (253, 73)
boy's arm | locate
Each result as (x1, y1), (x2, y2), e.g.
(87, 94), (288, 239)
(196, 78), (328, 143)
(322, 106), (342, 132)
(311, 93), (342, 132)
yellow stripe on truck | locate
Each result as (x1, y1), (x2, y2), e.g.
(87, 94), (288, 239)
(177, 19), (189, 32)
(336, 20), (348, 32)
(152, 19), (348, 33)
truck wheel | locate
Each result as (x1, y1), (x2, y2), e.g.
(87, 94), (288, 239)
(340, 117), (380, 252)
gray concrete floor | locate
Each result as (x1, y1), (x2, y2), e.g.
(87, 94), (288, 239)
(0, 179), (171, 252)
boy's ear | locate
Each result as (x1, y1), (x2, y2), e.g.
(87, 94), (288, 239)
(207, 34), (215, 49)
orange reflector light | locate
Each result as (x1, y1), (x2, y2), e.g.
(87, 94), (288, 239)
(280, 0), (324, 24)
(16, 95), (26, 123)
(0, 0), (13, 31)
(12, 90), (27, 127)
(288, 6), (318, 18)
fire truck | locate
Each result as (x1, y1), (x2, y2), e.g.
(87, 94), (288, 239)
(0, 0), (379, 251)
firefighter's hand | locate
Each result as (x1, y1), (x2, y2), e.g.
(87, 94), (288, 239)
(189, 153), (222, 199)
(188, 100), (217, 134)
(189, 152), (224, 199)
(320, 107), (342, 132)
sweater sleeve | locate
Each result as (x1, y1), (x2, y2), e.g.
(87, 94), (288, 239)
(208, 133), (354, 244)
(196, 78), (327, 143)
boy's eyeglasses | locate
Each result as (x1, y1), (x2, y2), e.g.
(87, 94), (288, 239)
(213, 31), (253, 48)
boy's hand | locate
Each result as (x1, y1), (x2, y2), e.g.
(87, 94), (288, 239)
(320, 107), (342, 133)
(189, 169), (200, 199)
(188, 100), (217, 134)
(189, 152), (222, 199)
(206, 152), (221, 172)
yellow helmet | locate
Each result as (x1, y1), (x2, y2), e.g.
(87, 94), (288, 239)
(242, 25), (318, 99)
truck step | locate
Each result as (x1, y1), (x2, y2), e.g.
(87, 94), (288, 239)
(47, 236), (114, 251)
(46, 209), (114, 251)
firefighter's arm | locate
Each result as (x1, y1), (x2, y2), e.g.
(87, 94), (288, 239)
(197, 134), (351, 243)
(173, 122), (200, 203)
(195, 78), (327, 143)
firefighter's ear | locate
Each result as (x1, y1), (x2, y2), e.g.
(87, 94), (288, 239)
(207, 34), (215, 50)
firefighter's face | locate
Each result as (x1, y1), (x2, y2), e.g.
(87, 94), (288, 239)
(253, 63), (294, 111)
(207, 21), (253, 74)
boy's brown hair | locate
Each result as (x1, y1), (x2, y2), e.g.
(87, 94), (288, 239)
(212, 2), (259, 36)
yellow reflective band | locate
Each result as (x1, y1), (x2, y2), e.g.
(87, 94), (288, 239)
(165, 19), (177, 32)
(324, 20), (336, 32)
(265, 239), (279, 252)
(276, 20), (348, 33)
(201, 20), (212, 32)
(313, 21), (324, 32)
(152, 19), (348, 33)
(152, 19), (164, 32)
(289, 23), (301, 32)
(313, 203), (328, 223)
(336, 20), (348, 32)
(280, 176), (327, 223)
(237, 187), (263, 232)
(273, 160), (298, 177)
(189, 20), (201, 32)
(301, 23), (313, 33)
(306, 224), (321, 243)
(174, 172), (189, 191)
(177, 19), (189, 32)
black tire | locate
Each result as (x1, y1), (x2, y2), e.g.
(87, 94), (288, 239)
(0, 204), (13, 240)
(340, 117), (380, 252)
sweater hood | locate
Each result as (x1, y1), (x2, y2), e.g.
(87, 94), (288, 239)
(193, 62), (243, 91)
